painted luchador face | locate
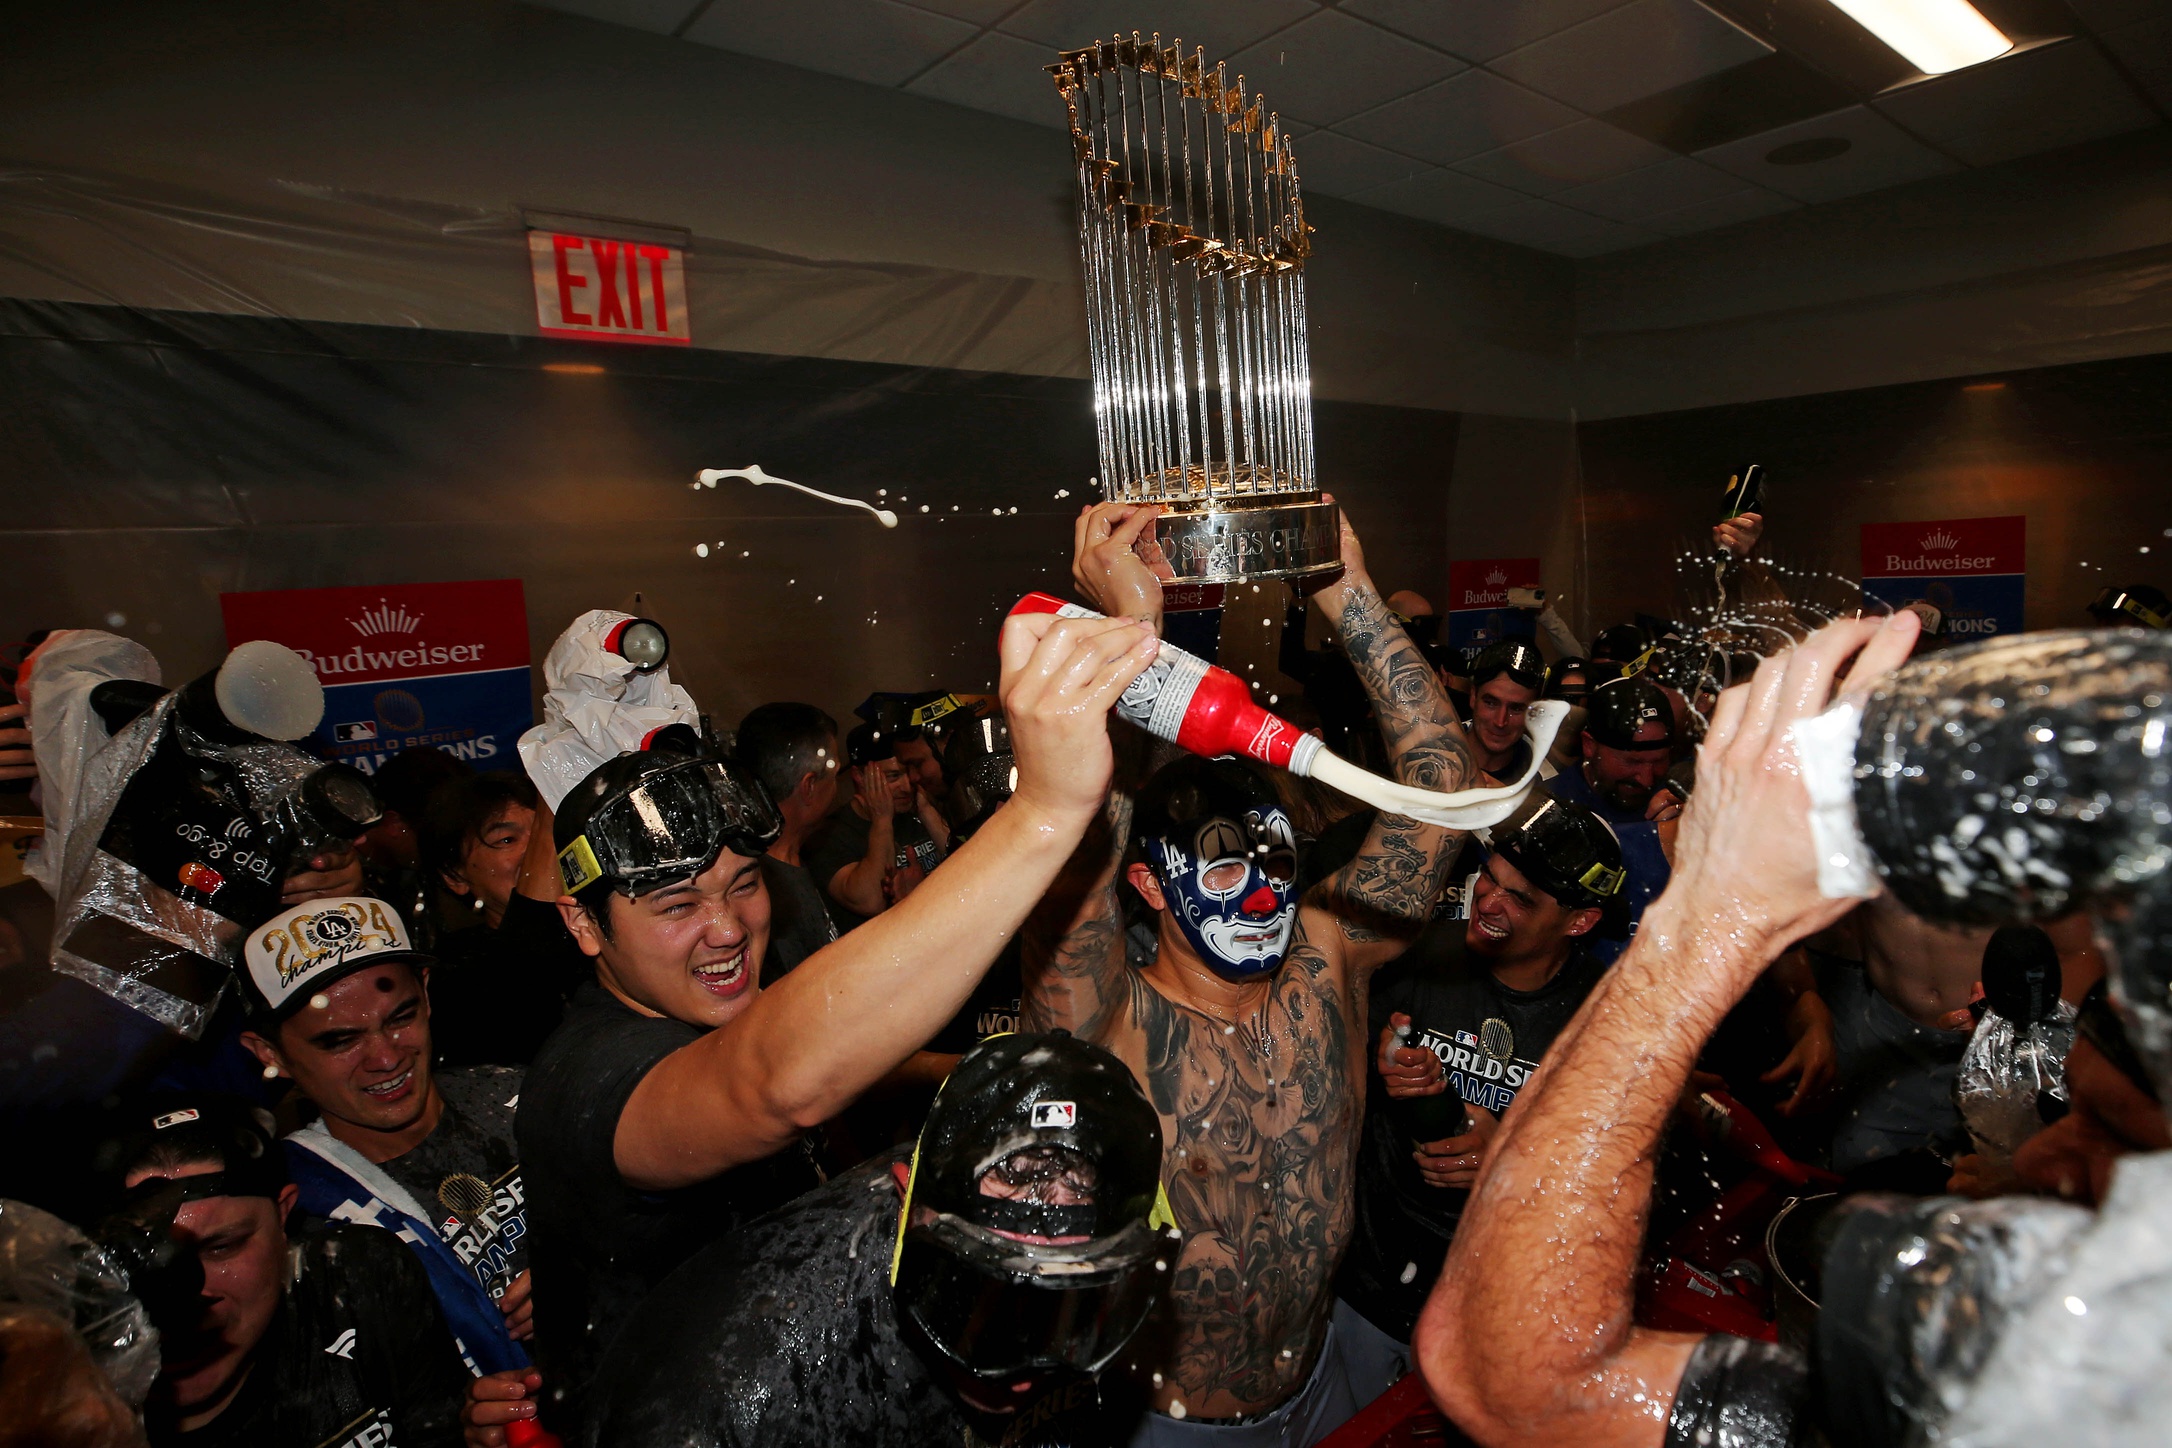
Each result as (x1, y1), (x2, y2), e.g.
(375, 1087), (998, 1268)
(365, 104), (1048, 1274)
(1149, 807), (1300, 981)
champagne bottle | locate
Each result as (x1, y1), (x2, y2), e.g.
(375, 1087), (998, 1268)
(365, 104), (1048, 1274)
(1391, 1022), (1471, 1147)
(1008, 593), (1322, 772)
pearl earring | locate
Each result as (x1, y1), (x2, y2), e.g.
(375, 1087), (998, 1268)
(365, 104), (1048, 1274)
(262, 1063), (280, 1080)
(472, 896), (485, 912)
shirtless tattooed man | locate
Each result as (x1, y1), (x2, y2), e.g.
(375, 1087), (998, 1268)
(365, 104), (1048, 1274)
(1029, 500), (1477, 1444)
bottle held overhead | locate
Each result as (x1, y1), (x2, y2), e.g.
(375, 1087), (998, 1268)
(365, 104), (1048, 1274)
(1008, 593), (1564, 829)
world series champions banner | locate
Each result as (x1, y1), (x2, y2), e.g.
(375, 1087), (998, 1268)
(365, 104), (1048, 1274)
(1859, 516), (2026, 641)
(221, 579), (533, 775)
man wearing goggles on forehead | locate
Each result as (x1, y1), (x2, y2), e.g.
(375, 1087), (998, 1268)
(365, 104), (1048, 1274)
(1036, 501), (1482, 1444)
(1464, 641), (1551, 784)
(508, 608), (1162, 1440)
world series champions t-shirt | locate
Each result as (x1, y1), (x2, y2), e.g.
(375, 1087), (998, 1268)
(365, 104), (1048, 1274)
(379, 1065), (529, 1304)
(803, 808), (944, 933)
(1336, 922), (1608, 1342)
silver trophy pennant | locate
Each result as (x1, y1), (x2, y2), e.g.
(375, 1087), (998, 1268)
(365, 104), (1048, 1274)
(1051, 35), (1340, 584)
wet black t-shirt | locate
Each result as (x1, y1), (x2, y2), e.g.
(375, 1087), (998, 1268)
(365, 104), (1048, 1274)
(927, 941), (1024, 1054)
(586, 1154), (1127, 1448)
(517, 983), (823, 1435)
(1337, 923), (1607, 1341)
(804, 808), (943, 932)
(428, 893), (590, 1067)
(380, 1065), (529, 1303)
(1664, 1334), (1810, 1448)
(162, 1223), (468, 1448)
(759, 855), (837, 987)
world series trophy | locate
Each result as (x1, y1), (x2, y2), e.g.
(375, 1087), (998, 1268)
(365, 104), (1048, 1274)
(1050, 34), (1340, 584)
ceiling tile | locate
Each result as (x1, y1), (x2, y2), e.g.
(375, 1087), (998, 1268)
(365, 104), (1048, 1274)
(1639, 185), (1799, 237)
(1550, 155), (1755, 222)
(1453, 196), (1659, 256)
(1873, 39), (2158, 167)
(1452, 119), (1673, 196)
(2060, 0), (2161, 31)
(684, 0), (979, 87)
(1338, 69), (1584, 166)
(1696, 104), (1957, 202)
(1488, 0), (1771, 114)
(906, 30), (1073, 125)
(1223, 10), (1466, 126)
(2099, 17), (2172, 101)
(522, 0), (708, 34)
(1290, 131), (1430, 197)
(903, 0), (1019, 23)
(1339, 0), (1633, 63)
(1351, 166), (1530, 227)
(996, 0), (1316, 62)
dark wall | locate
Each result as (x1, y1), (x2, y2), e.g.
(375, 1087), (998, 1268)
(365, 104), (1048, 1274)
(1576, 351), (2172, 636)
(0, 300), (1455, 729)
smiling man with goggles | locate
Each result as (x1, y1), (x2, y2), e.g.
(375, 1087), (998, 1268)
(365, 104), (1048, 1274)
(556, 753), (783, 899)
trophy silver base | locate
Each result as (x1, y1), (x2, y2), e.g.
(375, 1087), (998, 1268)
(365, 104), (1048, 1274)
(1139, 494), (1343, 585)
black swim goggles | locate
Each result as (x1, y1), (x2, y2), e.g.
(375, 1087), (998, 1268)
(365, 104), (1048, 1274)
(1470, 640), (1548, 693)
(558, 757), (782, 897)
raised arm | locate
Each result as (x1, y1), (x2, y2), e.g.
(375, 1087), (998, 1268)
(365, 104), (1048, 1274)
(611, 612), (1159, 1190)
(1020, 502), (1177, 1039)
(1309, 515), (1480, 973)
(824, 770), (897, 918)
(1416, 611), (1918, 1448)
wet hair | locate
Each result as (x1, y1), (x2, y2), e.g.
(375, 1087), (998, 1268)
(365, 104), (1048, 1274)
(734, 702), (838, 805)
(422, 772), (538, 884)
(846, 720), (897, 767)
(369, 745), (474, 824)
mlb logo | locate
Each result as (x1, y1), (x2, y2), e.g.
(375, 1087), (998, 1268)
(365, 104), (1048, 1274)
(335, 721), (378, 743)
(1455, 1030), (1478, 1047)
(1030, 1101), (1077, 1130)
(442, 1216), (461, 1237)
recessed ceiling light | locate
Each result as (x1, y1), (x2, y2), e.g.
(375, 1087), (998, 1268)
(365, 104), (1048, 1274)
(1766, 137), (1853, 165)
(1825, 0), (2011, 76)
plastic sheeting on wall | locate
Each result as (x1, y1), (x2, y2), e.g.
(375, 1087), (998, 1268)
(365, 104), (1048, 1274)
(0, 296), (1458, 738)
(0, 161), (1084, 382)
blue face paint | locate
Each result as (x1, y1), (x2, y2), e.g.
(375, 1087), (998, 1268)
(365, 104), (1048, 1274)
(1148, 806), (1300, 981)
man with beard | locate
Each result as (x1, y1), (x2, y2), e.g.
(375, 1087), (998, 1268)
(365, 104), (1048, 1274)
(1337, 797), (1624, 1348)
(567, 1032), (1176, 1448)
(1037, 502), (1476, 1444)
(1542, 675), (1678, 943)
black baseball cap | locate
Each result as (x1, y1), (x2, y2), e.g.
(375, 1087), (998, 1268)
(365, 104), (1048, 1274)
(1589, 623), (1650, 663)
(1490, 795), (1626, 911)
(847, 720), (899, 766)
(1470, 640), (1547, 693)
(2087, 585), (2170, 630)
(84, 1094), (289, 1221)
(1584, 676), (1677, 752)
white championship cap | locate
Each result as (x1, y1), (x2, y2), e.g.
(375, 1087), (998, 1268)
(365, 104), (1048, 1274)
(241, 896), (428, 1018)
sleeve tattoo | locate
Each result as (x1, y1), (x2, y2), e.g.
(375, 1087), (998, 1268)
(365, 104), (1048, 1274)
(1319, 586), (1475, 948)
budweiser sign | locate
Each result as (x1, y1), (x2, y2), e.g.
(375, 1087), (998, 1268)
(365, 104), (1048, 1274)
(1448, 557), (1541, 611)
(1859, 516), (2023, 578)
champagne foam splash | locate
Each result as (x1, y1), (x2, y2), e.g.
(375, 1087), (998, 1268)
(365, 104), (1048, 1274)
(695, 465), (898, 527)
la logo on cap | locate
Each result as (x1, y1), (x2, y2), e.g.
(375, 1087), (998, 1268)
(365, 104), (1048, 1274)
(246, 897), (414, 1012)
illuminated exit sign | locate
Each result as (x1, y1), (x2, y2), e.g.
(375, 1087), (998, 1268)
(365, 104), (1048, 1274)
(528, 228), (690, 346)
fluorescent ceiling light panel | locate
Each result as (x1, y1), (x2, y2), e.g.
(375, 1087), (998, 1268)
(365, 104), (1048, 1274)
(1825, 0), (2011, 74)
